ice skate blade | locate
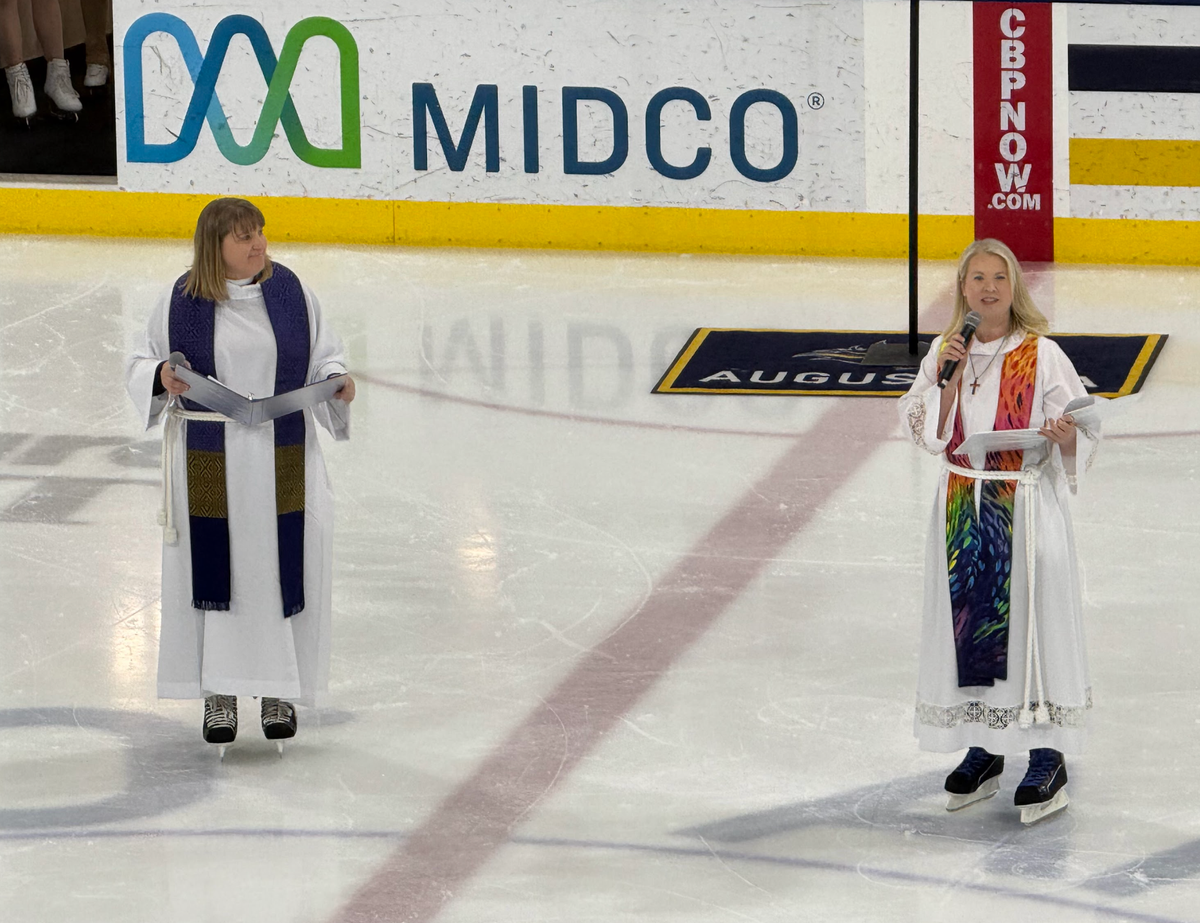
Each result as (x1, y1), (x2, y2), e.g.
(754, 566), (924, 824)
(276, 740), (285, 758)
(217, 744), (229, 761)
(1020, 788), (1068, 825)
(946, 776), (1000, 811)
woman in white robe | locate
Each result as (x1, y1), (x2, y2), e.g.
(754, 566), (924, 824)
(126, 197), (353, 751)
(898, 238), (1099, 822)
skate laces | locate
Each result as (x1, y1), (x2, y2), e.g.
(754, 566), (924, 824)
(204, 694), (237, 727)
(957, 747), (996, 775)
(261, 698), (294, 723)
(1023, 749), (1060, 784)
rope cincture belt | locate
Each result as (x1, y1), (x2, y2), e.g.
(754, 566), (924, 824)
(942, 457), (1050, 729)
(159, 401), (235, 547)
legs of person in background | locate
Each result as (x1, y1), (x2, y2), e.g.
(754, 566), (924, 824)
(0, 0), (33, 121)
(0, 0), (81, 119)
(0, 0), (21, 70)
(31, 0), (82, 119)
(80, 0), (110, 88)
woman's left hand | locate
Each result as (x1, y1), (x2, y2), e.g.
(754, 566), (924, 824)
(334, 375), (356, 403)
(1038, 415), (1076, 446)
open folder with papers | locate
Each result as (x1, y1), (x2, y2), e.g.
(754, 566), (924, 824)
(170, 356), (348, 426)
(955, 395), (1103, 458)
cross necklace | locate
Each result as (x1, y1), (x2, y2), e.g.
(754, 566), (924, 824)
(967, 346), (1002, 394)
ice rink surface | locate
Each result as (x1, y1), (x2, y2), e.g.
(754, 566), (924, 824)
(0, 234), (1198, 923)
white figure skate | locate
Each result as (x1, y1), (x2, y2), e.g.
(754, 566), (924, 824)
(84, 63), (109, 88)
(43, 59), (82, 119)
(5, 63), (36, 124)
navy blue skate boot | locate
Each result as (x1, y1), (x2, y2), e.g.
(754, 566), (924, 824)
(1014, 748), (1068, 824)
(944, 747), (1005, 811)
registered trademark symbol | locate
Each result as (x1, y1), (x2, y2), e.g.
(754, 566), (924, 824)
(807, 92), (825, 110)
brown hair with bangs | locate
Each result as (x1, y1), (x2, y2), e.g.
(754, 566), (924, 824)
(183, 197), (274, 302)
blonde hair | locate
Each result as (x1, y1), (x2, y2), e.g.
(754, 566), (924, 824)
(183, 197), (274, 302)
(942, 237), (1049, 341)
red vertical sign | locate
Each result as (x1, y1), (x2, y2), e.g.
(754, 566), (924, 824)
(973, 2), (1054, 261)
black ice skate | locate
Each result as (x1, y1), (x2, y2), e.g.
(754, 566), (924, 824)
(203, 694), (238, 759)
(1014, 748), (1069, 824)
(944, 747), (1005, 811)
(261, 697), (297, 756)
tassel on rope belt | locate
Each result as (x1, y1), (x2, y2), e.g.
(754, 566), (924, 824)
(158, 400), (235, 545)
(941, 458), (1051, 729)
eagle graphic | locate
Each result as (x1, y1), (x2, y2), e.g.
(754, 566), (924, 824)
(791, 345), (869, 365)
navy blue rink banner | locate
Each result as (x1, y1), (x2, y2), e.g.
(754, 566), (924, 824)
(653, 329), (1166, 398)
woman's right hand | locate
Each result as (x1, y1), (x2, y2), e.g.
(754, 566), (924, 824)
(160, 358), (191, 396)
(939, 333), (969, 389)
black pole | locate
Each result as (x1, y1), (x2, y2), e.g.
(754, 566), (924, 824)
(908, 0), (919, 355)
(860, 0), (929, 368)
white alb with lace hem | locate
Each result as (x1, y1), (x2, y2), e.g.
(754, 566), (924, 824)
(898, 333), (1098, 755)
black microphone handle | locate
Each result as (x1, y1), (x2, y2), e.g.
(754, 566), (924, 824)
(936, 321), (980, 389)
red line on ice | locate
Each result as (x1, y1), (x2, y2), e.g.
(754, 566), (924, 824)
(328, 397), (900, 923)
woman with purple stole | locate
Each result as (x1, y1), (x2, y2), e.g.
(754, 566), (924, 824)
(898, 238), (1099, 824)
(126, 197), (354, 756)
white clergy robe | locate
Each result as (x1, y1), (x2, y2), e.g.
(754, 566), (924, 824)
(126, 277), (349, 706)
(898, 333), (1100, 755)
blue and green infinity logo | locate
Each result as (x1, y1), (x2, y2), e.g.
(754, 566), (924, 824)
(124, 13), (360, 168)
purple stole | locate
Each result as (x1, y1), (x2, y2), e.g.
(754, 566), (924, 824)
(169, 263), (309, 617)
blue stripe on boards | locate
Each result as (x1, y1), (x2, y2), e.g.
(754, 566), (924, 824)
(1070, 44), (1200, 93)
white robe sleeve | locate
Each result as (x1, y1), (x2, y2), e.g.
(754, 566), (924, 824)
(303, 282), (351, 441)
(1039, 336), (1100, 490)
(897, 335), (955, 454)
(125, 287), (173, 429)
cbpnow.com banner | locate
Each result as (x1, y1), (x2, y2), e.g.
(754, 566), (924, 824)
(973, 1), (1053, 262)
(114, 0), (867, 211)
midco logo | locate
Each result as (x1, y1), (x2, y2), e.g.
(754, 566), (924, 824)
(124, 12), (810, 181)
(414, 84), (806, 182)
(123, 13), (361, 167)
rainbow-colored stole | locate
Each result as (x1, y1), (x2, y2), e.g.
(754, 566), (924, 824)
(169, 263), (309, 617)
(944, 334), (1037, 687)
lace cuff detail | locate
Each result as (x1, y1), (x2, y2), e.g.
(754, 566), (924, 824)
(1079, 424), (1100, 472)
(916, 689), (1092, 730)
(905, 398), (942, 455)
